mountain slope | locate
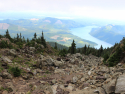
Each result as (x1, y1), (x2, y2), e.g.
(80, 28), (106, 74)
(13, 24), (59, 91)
(0, 17), (97, 48)
(89, 24), (125, 45)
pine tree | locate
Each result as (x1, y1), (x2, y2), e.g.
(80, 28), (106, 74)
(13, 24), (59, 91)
(86, 45), (90, 55)
(83, 44), (87, 55)
(5, 29), (12, 42)
(54, 42), (57, 49)
(34, 32), (37, 40)
(23, 36), (26, 43)
(41, 31), (46, 48)
(99, 45), (103, 56)
(17, 33), (19, 42)
(20, 33), (22, 42)
(70, 39), (76, 54)
(27, 38), (29, 43)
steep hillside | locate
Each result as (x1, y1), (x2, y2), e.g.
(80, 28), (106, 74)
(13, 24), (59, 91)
(89, 24), (125, 45)
(103, 37), (125, 66)
(0, 37), (125, 93)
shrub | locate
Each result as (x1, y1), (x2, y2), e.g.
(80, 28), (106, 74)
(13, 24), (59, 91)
(10, 67), (21, 77)
(58, 49), (68, 57)
(25, 62), (30, 64)
(0, 40), (8, 48)
(0, 40), (13, 49)
(16, 42), (23, 49)
(26, 41), (35, 47)
(103, 53), (109, 62)
(108, 62), (114, 67)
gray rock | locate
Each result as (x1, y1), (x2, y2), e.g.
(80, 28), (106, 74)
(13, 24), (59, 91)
(32, 69), (37, 75)
(115, 68), (125, 73)
(29, 47), (35, 51)
(40, 44), (44, 49)
(9, 49), (17, 57)
(52, 79), (57, 84)
(70, 59), (75, 64)
(115, 74), (125, 93)
(40, 54), (44, 59)
(1, 56), (12, 63)
(72, 76), (78, 83)
(88, 71), (91, 76)
(103, 78), (116, 94)
(54, 69), (65, 74)
(51, 85), (58, 94)
(2, 72), (12, 79)
(46, 57), (54, 66)
(54, 60), (64, 67)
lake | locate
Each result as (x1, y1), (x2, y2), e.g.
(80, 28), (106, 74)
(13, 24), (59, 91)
(70, 26), (113, 49)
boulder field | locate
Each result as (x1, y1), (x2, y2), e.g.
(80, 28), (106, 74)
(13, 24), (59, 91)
(0, 48), (125, 94)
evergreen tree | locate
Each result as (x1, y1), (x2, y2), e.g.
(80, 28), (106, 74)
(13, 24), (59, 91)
(100, 45), (103, 56)
(70, 39), (76, 54)
(77, 48), (80, 53)
(34, 32), (37, 40)
(20, 33), (22, 39)
(41, 31), (46, 48)
(86, 45), (90, 55)
(0, 34), (3, 39)
(17, 33), (19, 42)
(23, 36), (26, 43)
(5, 29), (12, 42)
(54, 42), (57, 49)
(83, 44), (87, 55)
(27, 38), (29, 43)
(20, 33), (22, 42)
(59, 48), (68, 57)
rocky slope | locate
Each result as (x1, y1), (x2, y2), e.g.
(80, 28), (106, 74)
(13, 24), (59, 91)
(0, 41), (125, 94)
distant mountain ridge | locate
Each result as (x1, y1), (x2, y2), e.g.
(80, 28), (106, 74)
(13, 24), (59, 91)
(89, 24), (125, 45)
(0, 17), (97, 48)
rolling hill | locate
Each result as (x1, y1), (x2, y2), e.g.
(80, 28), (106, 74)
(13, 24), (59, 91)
(0, 17), (97, 48)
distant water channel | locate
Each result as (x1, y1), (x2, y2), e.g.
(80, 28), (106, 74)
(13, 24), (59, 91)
(70, 26), (113, 49)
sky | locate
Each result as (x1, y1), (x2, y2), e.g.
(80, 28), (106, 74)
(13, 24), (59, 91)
(1, 0), (125, 20)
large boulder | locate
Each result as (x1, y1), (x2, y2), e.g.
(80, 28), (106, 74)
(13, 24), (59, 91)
(115, 74), (125, 93)
(29, 47), (35, 51)
(36, 56), (54, 68)
(45, 57), (54, 66)
(53, 60), (64, 67)
(0, 71), (12, 79)
(103, 78), (116, 93)
(1, 56), (12, 63)
(9, 49), (17, 57)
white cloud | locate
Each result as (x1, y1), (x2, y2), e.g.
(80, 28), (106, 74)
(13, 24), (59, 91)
(1, 0), (125, 20)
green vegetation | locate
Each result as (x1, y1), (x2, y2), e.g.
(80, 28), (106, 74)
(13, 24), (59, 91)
(47, 42), (68, 50)
(0, 63), (3, 72)
(103, 53), (109, 64)
(69, 39), (76, 54)
(0, 29), (125, 67)
(0, 40), (13, 49)
(107, 45), (122, 67)
(25, 62), (30, 64)
(54, 42), (57, 50)
(0, 86), (13, 92)
(8, 66), (21, 77)
(58, 49), (68, 57)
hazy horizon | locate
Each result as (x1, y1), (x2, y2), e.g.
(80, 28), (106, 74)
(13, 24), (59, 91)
(0, 0), (125, 49)
(1, 0), (125, 21)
